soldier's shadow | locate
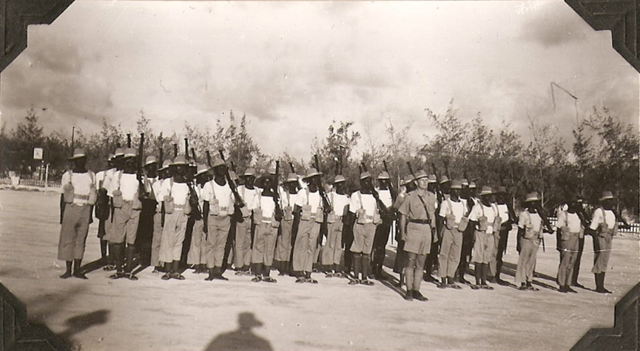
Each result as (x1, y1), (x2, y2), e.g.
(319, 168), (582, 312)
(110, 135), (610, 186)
(58, 309), (110, 348)
(203, 312), (272, 351)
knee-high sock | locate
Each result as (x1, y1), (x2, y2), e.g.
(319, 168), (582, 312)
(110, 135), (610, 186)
(353, 253), (362, 279)
(475, 263), (482, 285)
(362, 254), (371, 280)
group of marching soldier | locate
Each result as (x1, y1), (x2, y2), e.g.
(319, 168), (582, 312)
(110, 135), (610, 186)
(57, 135), (630, 301)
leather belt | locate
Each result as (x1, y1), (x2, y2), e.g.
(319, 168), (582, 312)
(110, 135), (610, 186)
(410, 219), (431, 224)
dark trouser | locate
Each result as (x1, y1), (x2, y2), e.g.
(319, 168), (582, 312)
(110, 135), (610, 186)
(135, 199), (157, 267)
(571, 236), (585, 285)
(457, 225), (475, 281)
(180, 216), (196, 267)
(424, 238), (440, 277)
(494, 225), (510, 280)
(393, 240), (406, 274)
(222, 218), (237, 272)
(343, 222), (355, 274)
(372, 219), (392, 274)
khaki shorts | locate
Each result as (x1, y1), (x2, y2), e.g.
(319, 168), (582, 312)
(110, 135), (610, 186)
(403, 222), (432, 255)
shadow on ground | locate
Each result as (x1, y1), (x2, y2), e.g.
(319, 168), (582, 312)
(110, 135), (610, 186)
(58, 309), (110, 347)
(203, 312), (272, 351)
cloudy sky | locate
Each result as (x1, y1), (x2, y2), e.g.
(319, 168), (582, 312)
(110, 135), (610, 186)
(1, 0), (637, 159)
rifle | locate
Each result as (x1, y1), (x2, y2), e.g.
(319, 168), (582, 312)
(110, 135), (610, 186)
(361, 162), (391, 217)
(159, 147), (164, 168)
(206, 151), (212, 168)
(289, 162), (296, 174)
(314, 155), (332, 214)
(219, 149), (245, 207)
(173, 144), (178, 159)
(383, 160), (396, 202)
(272, 161), (283, 221)
(137, 133), (147, 197)
(184, 139), (189, 160)
(127, 133), (131, 148)
(431, 162), (443, 203)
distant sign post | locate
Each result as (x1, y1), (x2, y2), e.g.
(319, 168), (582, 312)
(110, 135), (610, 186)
(33, 148), (43, 160)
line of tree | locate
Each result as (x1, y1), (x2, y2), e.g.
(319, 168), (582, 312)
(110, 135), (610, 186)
(0, 102), (637, 218)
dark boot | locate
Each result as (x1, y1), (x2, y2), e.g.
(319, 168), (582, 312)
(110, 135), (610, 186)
(109, 244), (126, 279)
(205, 267), (215, 281)
(60, 261), (73, 279)
(438, 277), (447, 289)
(252, 263), (263, 282)
(471, 263), (481, 290)
(100, 240), (108, 261)
(125, 245), (138, 280)
(361, 255), (374, 285)
(104, 243), (116, 271)
(73, 259), (87, 279)
(349, 254), (362, 284)
(595, 273), (611, 293)
(171, 261), (185, 280)
(405, 267), (414, 296)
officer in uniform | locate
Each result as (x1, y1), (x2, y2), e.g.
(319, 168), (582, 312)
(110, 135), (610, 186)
(58, 148), (97, 279)
(202, 157), (236, 281)
(392, 175), (415, 288)
(274, 173), (298, 276)
(398, 170), (435, 301)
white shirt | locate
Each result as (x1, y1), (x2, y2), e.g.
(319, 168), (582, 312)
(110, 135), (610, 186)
(519, 210), (542, 233)
(590, 208), (616, 230)
(331, 192), (350, 217)
(202, 179), (234, 212)
(118, 173), (139, 201)
(60, 171), (95, 205)
(469, 202), (498, 233)
(95, 171), (105, 189)
(257, 194), (277, 221)
(295, 188), (322, 214)
(103, 169), (118, 196)
(439, 198), (466, 224)
(161, 179), (190, 206)
(378, 189), (393, 208)
(238, 186), (259, 211)
(557, 210), (582, 233)
(497, 203), (510, 224)
(349, 191), (377, 216)
(280, 189), (297, 209)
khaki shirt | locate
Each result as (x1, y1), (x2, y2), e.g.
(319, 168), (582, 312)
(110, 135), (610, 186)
(398, 190), (436, 222)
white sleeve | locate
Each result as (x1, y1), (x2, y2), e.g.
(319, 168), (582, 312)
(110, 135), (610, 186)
(590, 209), (602, 231)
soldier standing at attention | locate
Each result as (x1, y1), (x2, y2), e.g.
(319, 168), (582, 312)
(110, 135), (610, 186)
(570, 195), (591, 288)
(235, 168), (258, 276)
(347, 171), (380, 286)
(102, 148), (125, 272)
(515, 192), (546, 291)
(135, 155), (159, 268)
(274, 173), (298, 276)
(392, 175), (415, 288)
(456, 180), (476, 284)
(108, 148), (143, 281)
(588, 191), (623, 294)
(436, 180), (466, 289)
(222, 169), (240, 274)
(322, 175), (350, 278)
(423, 174), (440, 283)
(94, 154), (113, 265)
(151, 159), (172, 273)
(58, 148), (97, 279)
(556, 194), (582, 293)
(491, 186), (517, 285)
(159, 155), (192, 280)
(250, 173), (281, 283)
(398, 170), (435, 301)
(292, 168), (326, 284)
(202, 157), (236, 281)
(187, 164), (209, 274)
(371, 171), (394, 280)
(467, 186), (500, 290)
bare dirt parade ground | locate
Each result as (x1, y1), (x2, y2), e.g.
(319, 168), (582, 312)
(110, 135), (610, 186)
(0, 189), (638, 351)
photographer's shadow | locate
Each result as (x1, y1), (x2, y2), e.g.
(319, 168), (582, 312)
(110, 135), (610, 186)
(204, 312), (272, 351)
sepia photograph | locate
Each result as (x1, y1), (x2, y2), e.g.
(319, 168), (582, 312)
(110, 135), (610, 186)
(0, 1), (638, 350)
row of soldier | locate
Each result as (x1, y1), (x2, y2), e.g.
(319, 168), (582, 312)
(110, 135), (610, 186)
(58, 138), (629, 301)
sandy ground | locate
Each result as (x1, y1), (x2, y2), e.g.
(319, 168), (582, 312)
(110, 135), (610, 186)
(0, 189), (638, 351)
